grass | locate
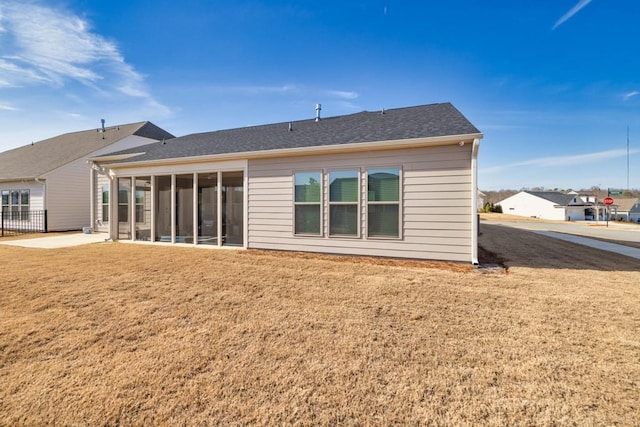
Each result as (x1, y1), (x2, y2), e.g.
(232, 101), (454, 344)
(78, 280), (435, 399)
(0, 225), (639, 425)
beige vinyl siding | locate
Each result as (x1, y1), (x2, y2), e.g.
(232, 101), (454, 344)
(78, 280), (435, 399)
(41, 156), (92, 231)
(248, 144), (473, 262)
(42, 135), (161, 231)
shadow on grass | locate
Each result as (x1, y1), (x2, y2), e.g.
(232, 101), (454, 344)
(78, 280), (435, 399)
(478, 223), (640, 272)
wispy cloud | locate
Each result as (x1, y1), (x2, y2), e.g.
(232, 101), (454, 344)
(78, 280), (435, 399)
(325, 90), (359, 100)
(0, 102), (19, 111)
(208, 84), (299, 96)
(0, 1), (169, 113)
(552, 0), (592, 30)
(483, 148), (639, 174)
(623, 90), (640, 100)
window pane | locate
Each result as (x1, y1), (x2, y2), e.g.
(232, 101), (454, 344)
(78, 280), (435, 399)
(330, 204), (358, 236)
(295, 172), (321, 203)
(102, 185), (109, 204)
(102, 205), (109, 222)
(368, 168), (399, 202)
(11, 190), (19, 205)
(329, 170), (358, 202)
(20, 190), (29, 205)
(295, 205), (321, 235)
(368, 204), (399, 238)
(1, 191), (8, 206)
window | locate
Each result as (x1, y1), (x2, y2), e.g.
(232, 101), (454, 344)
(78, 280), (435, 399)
(1, 189), (29, 220)
(101, 185), (109, 222)
(294, 171), (322, 235)
(329, 170), (359, 236)
(20, 190), (29, 220)
(367, 168), (400, 238)
(11, 190), (19, 220)
(1, 190), (8, 214)
(135, 191), (144, 223)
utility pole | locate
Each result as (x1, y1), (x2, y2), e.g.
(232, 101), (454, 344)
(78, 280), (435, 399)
(627, 126), (630, 190)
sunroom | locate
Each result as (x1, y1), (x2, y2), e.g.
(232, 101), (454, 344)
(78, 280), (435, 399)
(110, 166), (246, 247)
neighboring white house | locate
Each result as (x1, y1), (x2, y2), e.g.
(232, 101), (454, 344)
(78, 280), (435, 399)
(0, 122), (174, 232)
(90, 103), (484, 264)
(497, 191), (605, 221)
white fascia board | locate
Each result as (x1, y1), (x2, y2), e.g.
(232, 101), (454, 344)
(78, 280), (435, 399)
(87, 152), (146, 163)
(97, 132), (484, 170)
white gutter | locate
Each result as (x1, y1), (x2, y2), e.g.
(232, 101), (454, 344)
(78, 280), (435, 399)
(94, 133), (484, 169)
(471, 138), (480, 265)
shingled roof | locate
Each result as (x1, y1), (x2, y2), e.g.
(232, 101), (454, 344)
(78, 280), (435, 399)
(98, 103), (481, 165)
(0, 122), (175, 181)
(526, 191), (578, 206)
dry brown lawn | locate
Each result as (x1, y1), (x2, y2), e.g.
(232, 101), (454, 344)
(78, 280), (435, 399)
(0, 224), (639, 425)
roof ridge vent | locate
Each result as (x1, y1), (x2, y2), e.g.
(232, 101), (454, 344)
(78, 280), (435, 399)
(315, 103), (322, 122)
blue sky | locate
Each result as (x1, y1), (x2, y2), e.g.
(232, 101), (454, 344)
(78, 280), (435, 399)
(0, 0), (639, 191)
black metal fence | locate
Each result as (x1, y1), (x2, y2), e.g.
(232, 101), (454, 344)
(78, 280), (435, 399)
(0, 210), (48, 237)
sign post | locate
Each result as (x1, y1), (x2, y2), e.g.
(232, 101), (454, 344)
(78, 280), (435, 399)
(604, 196), (614, 227)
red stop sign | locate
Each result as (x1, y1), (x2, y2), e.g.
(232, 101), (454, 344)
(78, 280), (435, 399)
(604, 197), (614, 205)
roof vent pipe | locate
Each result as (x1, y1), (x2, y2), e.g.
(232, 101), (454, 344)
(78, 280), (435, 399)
(315, 103), (322, 122)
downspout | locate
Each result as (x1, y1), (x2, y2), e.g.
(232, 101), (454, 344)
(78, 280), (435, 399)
(471, 138), (480, 265)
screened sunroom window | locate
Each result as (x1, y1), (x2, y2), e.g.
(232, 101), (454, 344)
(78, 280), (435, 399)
(294, 171), (322, 235)
(367, 168), (400, 238)
(329, 170), (359, 236)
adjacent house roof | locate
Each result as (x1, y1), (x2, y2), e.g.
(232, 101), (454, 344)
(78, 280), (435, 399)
(612, 198), (640, 212)
(96, 103), (482, 165)
(0, 122), (174, 181)
(526, 191), (577, 206)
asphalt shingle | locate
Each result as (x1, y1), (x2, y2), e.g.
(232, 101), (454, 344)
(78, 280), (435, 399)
(100, 103), (481, 164)
(0, 122), (174, 181)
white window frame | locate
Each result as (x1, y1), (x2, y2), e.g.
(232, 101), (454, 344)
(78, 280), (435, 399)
(366, 167), (402, 240)
(293, 170), (323, 236)
(328, 169), (361, 238)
